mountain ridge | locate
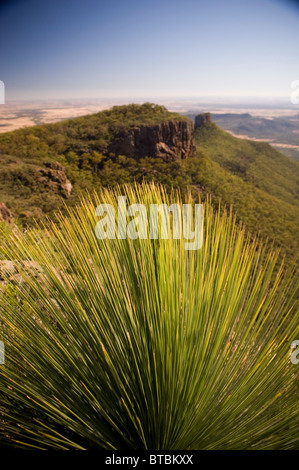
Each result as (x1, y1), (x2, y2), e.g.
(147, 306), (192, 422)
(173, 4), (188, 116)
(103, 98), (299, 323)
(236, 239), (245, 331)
(0, 103), (298, 266)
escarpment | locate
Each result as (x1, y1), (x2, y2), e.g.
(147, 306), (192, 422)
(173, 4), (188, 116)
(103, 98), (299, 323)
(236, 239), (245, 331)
(107, 119), (196, 161)
(195, 113), (212, 129)
(0, 105), (198, 225)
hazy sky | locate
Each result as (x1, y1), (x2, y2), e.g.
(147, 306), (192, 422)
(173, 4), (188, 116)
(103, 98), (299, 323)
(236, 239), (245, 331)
(0, 0), (299, 100)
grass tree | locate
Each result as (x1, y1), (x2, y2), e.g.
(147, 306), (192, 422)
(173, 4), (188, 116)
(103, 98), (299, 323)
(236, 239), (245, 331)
(0, 183), (298, 449)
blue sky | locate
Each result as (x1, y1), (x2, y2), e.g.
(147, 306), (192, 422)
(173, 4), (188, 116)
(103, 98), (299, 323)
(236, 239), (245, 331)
(0, 0), (298, 100)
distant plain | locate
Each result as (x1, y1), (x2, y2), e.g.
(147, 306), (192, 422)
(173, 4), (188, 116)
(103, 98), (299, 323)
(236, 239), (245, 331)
(1, 98), (299, 159)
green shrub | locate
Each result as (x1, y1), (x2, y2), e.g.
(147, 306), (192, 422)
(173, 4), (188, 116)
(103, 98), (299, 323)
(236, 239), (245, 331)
(0, 184), (298, 449)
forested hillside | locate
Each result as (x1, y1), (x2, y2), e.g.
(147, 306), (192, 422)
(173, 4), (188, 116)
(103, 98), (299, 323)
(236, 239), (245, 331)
(0, 103), (298, 265)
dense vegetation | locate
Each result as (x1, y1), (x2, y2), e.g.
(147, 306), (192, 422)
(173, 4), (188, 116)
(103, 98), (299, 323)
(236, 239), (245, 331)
(0, 103), (298, 266)
(194, 123), (299, 264)
(187, 111), (299, 160)
(0, 103), (189, 223)
(195, 122), (299, 205)
(0, 105), (298, 449)
(0, 184), (298, 449)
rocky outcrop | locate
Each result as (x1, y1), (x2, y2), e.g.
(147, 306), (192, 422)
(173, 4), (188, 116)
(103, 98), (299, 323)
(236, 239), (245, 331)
(0, 260), (45, 289)
(108, 119), (196, 162)
(37, 162), (72, 198)
(195, 113), (212, 129)
(0, 202), (12, 223)
(0, 260), (16, 280)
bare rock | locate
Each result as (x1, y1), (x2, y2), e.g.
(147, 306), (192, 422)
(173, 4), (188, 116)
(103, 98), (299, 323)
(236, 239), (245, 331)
(0, 202), (12, 223)
(108, 119), (196, 162)
(0, 260), (17, 280)
(38, 161), (72, 197)
(9, 273), (25, 286)
(44, 162), (65, 171)
(195, 113), (212, 129)
(23, 260), (44, 277)
(0, 260), (45, 289)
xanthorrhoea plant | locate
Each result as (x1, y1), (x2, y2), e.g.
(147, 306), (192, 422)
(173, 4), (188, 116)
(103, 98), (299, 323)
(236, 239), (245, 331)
(0, 183), (298, 449)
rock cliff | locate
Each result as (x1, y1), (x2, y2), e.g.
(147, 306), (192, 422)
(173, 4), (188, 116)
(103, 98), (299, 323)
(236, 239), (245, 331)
(195, 113), (212, 129)
(108, 119), (196, 161)
(37, 162), (72, 198)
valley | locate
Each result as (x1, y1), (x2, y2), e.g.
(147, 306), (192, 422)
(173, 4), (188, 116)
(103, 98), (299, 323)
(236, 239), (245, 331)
(0, 102), (298, 266)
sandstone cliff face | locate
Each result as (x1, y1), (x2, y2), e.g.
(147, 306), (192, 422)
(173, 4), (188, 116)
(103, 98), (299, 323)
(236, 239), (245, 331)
(195, 113), (212, 129)
(108, 119), (196, 162)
